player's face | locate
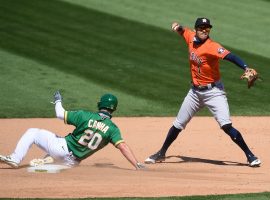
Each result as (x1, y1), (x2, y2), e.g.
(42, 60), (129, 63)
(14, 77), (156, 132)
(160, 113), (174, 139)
(196, 26), (211, 41)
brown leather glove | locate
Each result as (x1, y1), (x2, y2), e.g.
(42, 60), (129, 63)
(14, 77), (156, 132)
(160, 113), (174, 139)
(240, 68), (258, 88)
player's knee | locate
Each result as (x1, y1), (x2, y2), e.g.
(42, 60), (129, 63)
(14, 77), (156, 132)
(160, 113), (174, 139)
(221, 124), (239, 140)
(221, 123), (232, 133)
(25, 128), (40, 137)
(172, 125), (182, 133)
(26, 128), (40, 133)
(173, 121), (185, 130)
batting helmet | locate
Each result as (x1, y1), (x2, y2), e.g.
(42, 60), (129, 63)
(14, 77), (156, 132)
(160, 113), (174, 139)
(97, 94), (118, 111)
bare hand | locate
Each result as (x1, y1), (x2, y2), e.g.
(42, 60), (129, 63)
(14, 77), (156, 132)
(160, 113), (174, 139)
(172, 22), (180, 32)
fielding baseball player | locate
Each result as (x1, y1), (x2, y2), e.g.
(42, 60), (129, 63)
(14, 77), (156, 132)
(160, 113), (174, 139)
(0, 91), (145, 170)
(145, 17), (261, 167)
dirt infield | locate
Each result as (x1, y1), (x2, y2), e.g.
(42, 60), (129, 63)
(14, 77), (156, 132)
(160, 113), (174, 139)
(0, 117), (269, 198)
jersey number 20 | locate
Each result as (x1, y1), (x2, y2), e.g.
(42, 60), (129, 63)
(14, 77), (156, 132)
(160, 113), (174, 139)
(78, 129), (102, 150)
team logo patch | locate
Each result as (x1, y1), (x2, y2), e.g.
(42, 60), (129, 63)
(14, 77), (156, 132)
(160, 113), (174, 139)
(218, 47), (225, 54)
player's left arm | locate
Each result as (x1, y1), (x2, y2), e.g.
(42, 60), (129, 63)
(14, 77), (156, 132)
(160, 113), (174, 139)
(223, 53), (258, 88)
(116, 142), (145, 170)
(224, 53), (248, 70)
(55, 102), (66, 120)
(53, 91), (66, 120)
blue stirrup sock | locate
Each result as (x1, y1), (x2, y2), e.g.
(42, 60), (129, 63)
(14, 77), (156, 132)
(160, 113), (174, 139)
(222, 124), (254, 158)
(160, 126), (182, 155)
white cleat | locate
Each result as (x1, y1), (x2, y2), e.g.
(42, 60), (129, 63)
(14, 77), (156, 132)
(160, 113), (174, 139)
(144, 151), (165, 164)
(29, 155), (54, 167)
(0, 155), (19, 168)
(248, 156), (261, 167)
(144, 157), (157, 164)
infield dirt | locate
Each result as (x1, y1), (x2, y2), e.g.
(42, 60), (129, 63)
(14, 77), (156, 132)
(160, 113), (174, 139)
(0, 117), (269, 198)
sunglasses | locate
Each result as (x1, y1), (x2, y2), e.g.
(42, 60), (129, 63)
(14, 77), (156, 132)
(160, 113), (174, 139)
(196, 26), (211, 32)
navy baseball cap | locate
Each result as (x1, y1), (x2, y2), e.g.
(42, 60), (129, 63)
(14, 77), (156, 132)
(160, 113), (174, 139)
(194, 17), (213, 28)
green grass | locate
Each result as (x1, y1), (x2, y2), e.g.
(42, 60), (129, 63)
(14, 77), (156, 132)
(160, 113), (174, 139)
(0, 48), (176, 117)
(62, 0), (270, 59)
(0, 0), (269, 118)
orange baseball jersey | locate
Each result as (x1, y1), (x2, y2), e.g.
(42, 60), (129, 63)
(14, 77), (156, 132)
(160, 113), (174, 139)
(181, 28), (230, 86)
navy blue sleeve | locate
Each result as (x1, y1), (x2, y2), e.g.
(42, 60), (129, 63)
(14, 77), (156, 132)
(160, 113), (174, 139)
(224, 53), (247, 70)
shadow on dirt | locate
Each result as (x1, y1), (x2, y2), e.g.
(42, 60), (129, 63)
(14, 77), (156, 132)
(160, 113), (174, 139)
(92, 162), (132, 171)
(163, 155), (247, 166)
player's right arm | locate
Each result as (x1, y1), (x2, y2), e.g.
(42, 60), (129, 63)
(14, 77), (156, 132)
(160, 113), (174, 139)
(111, 129), (145, 170)
(171, 22), (194, 44)
(171, 22), (184, 34)
(116, 142), (145, 170)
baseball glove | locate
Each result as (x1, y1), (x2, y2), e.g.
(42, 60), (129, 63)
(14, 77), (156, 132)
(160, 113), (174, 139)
(240, 68), (258, 88)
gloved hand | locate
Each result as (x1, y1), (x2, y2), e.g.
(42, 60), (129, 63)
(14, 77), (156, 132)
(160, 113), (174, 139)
(240, 68), (258, 89)
(53, 90), (62, 104)
(136, 162), (147, 170)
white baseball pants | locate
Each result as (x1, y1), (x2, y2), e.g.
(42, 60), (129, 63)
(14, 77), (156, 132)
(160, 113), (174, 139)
(10, 128), (79, 166)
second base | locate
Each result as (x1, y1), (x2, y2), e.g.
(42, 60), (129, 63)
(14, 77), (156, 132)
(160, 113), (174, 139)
(27, 164), (71, 173)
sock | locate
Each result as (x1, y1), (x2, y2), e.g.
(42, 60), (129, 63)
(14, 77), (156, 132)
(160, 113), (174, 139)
(222, 124), (254, 159)
(160, 126), (182, 155)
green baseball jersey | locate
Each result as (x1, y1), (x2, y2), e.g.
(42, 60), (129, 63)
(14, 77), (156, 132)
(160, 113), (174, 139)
(64, 110), (124, 160)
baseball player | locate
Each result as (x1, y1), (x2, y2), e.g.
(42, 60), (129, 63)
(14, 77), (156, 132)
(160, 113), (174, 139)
(0, 91), (145, 170)
(145, 17), (261, 167)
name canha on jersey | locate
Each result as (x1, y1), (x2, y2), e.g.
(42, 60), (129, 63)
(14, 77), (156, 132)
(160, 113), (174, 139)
(64, 110), (123, 160)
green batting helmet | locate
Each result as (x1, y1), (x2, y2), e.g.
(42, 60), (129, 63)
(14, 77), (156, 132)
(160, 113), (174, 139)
(97, 94), (118, 111)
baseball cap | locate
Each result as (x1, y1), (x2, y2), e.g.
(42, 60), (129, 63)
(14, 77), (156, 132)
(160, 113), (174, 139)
(194, 17), (213, 28)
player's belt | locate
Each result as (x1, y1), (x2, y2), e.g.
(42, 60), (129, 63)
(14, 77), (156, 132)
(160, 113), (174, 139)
(192, 83), (216, 91)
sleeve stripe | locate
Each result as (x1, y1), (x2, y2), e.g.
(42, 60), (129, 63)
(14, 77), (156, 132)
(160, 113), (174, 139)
(64, 111), (68, 124)
(114, 140), (124, 147)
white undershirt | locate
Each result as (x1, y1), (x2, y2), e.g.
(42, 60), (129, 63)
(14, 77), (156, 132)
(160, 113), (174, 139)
(55, 101), (65, 120)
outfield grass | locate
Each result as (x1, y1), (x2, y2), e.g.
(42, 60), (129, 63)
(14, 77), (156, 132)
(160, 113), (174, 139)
(64, 0), (270, 58)
(0, 0), (269, 117)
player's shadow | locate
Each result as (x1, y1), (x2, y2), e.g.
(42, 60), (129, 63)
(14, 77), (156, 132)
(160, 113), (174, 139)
(164, 155), (247, 166)
(92, 163), (132, 171)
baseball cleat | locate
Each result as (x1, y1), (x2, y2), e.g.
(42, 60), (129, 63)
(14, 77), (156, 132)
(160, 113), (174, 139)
(29, 155), (54, 167)
(144, 151), (165, 164)
(0, 155), (19, 168)
(248, 156), (261, 167)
